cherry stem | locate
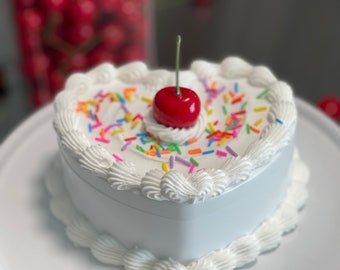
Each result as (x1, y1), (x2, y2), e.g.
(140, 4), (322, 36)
(176, 35), (181, 96)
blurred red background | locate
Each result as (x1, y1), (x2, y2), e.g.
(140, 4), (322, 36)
(13, 0), (150, 107)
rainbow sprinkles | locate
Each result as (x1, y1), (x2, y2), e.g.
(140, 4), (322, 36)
(75, 76), (273, 175)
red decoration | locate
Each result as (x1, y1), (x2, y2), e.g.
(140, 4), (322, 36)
(152, 87), (201, 129)
(13, 0), (149, 107)
(318, 96), (340, 122)
(41, 0), (67, 12)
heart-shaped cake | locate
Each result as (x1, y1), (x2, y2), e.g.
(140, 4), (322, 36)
(51, 56), (309, 268)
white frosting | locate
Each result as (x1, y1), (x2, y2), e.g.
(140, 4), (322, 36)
(46, 150), (309, 270)
(53, 57), (297, 203)
(143, 111), (207, 145)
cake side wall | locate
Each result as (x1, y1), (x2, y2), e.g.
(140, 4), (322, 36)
(60, 140), (294, 262)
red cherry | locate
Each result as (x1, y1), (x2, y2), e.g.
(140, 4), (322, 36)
(68, 53), (88, 71)
(23, 52), (50, 79)
(120, 45), (145, 62)
(152, 86), (201, 128)
(18, 32), (42, 53)
(41, 0), (67, 12)
(101, 23), (126, 49)
(88, 46), (119, 65)
(318, 96), (340, 121)
(130, 16), (150, 42)
(47, 68), (65, 93)
(66, 23), (95, 45)
(18, 8), (45, 32)
(97, 0), (123, 12)
(118, 1), (143, 25)
(66, 0), (97, 23)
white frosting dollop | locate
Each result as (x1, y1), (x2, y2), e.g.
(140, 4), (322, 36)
(248, 66), (276, 87)
(108, 161), (142, 190)
(220, 56), (253, 78)
(191, 60), (220, 79)
(118, 62), (148, 83)
(61, 130), (91, 157)
(79, 145), (113, 178)
(143, 111), (207, 145)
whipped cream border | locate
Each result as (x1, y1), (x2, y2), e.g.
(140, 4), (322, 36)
(53, 57), (296, 203)
(46, 150), (309, 270)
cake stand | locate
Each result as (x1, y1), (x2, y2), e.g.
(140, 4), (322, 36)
(0, 98), (339, 270)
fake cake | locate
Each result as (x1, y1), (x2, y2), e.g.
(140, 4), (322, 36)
(51, 56), (309, 269)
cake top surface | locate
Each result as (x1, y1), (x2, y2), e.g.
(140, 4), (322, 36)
(54, 57), (296, 203)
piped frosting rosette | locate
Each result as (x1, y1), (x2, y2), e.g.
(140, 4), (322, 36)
(54, 57), (297, 203)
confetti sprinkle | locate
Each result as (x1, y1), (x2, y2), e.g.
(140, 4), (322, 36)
(216, 85), (226, 94)
(136, 132), (148, 137)
(208, 122), (215, 133)
(201, 78), (209, 90)
(132, 113), (144, 121)
(188, 148), (202, 155)
(222, 105), (228, 115)
(202, 149), (215, 155)
(208, 137), (214, 147)
(136, 145), (145, 153)
(234, 82), (239, 93)
(226, 146), (238, 157)
(155, 148), (161, 158)
(112, 153), (123, 161)
(190, 157), (199, 166)
(94, 89), (103, 99)
(162, 162), (169, 172)
(254, 118), (263, 126)
(116, 93), (125, 103)
(188, 164), (196, 174)
(249, 125), (261, 133)
(95, 137), (110, 144)
(254, 106), (267, 112)
(111, 129), (125, 135)
(184, 138), (198, 145)
(276, 118), (283, 124)
(125, 113), (132, 122)
(246, 124), (251, 134)
(92, 122), (103, 129)
(100, 128), (106, 139)
(116, 118), (126, 123)
(131, 120), (140, 129)
(121, 103), (129, 114)
(169, 155), (174, 169)
(241, 101), (248, 110)
(217, 137), (228, 146)
(223, 94), (229, 103)
(175, 156), (191, 167)
(256, 88), (269, 99)
(216, 150), (228, 157)
(89, 110), (96, 121)
(141, 96), (153, 103)
(121, 141), (132, 151)
(231, 93), (245, 104)
(157, 142), (166, 150)
(232, 110), (246, 115)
